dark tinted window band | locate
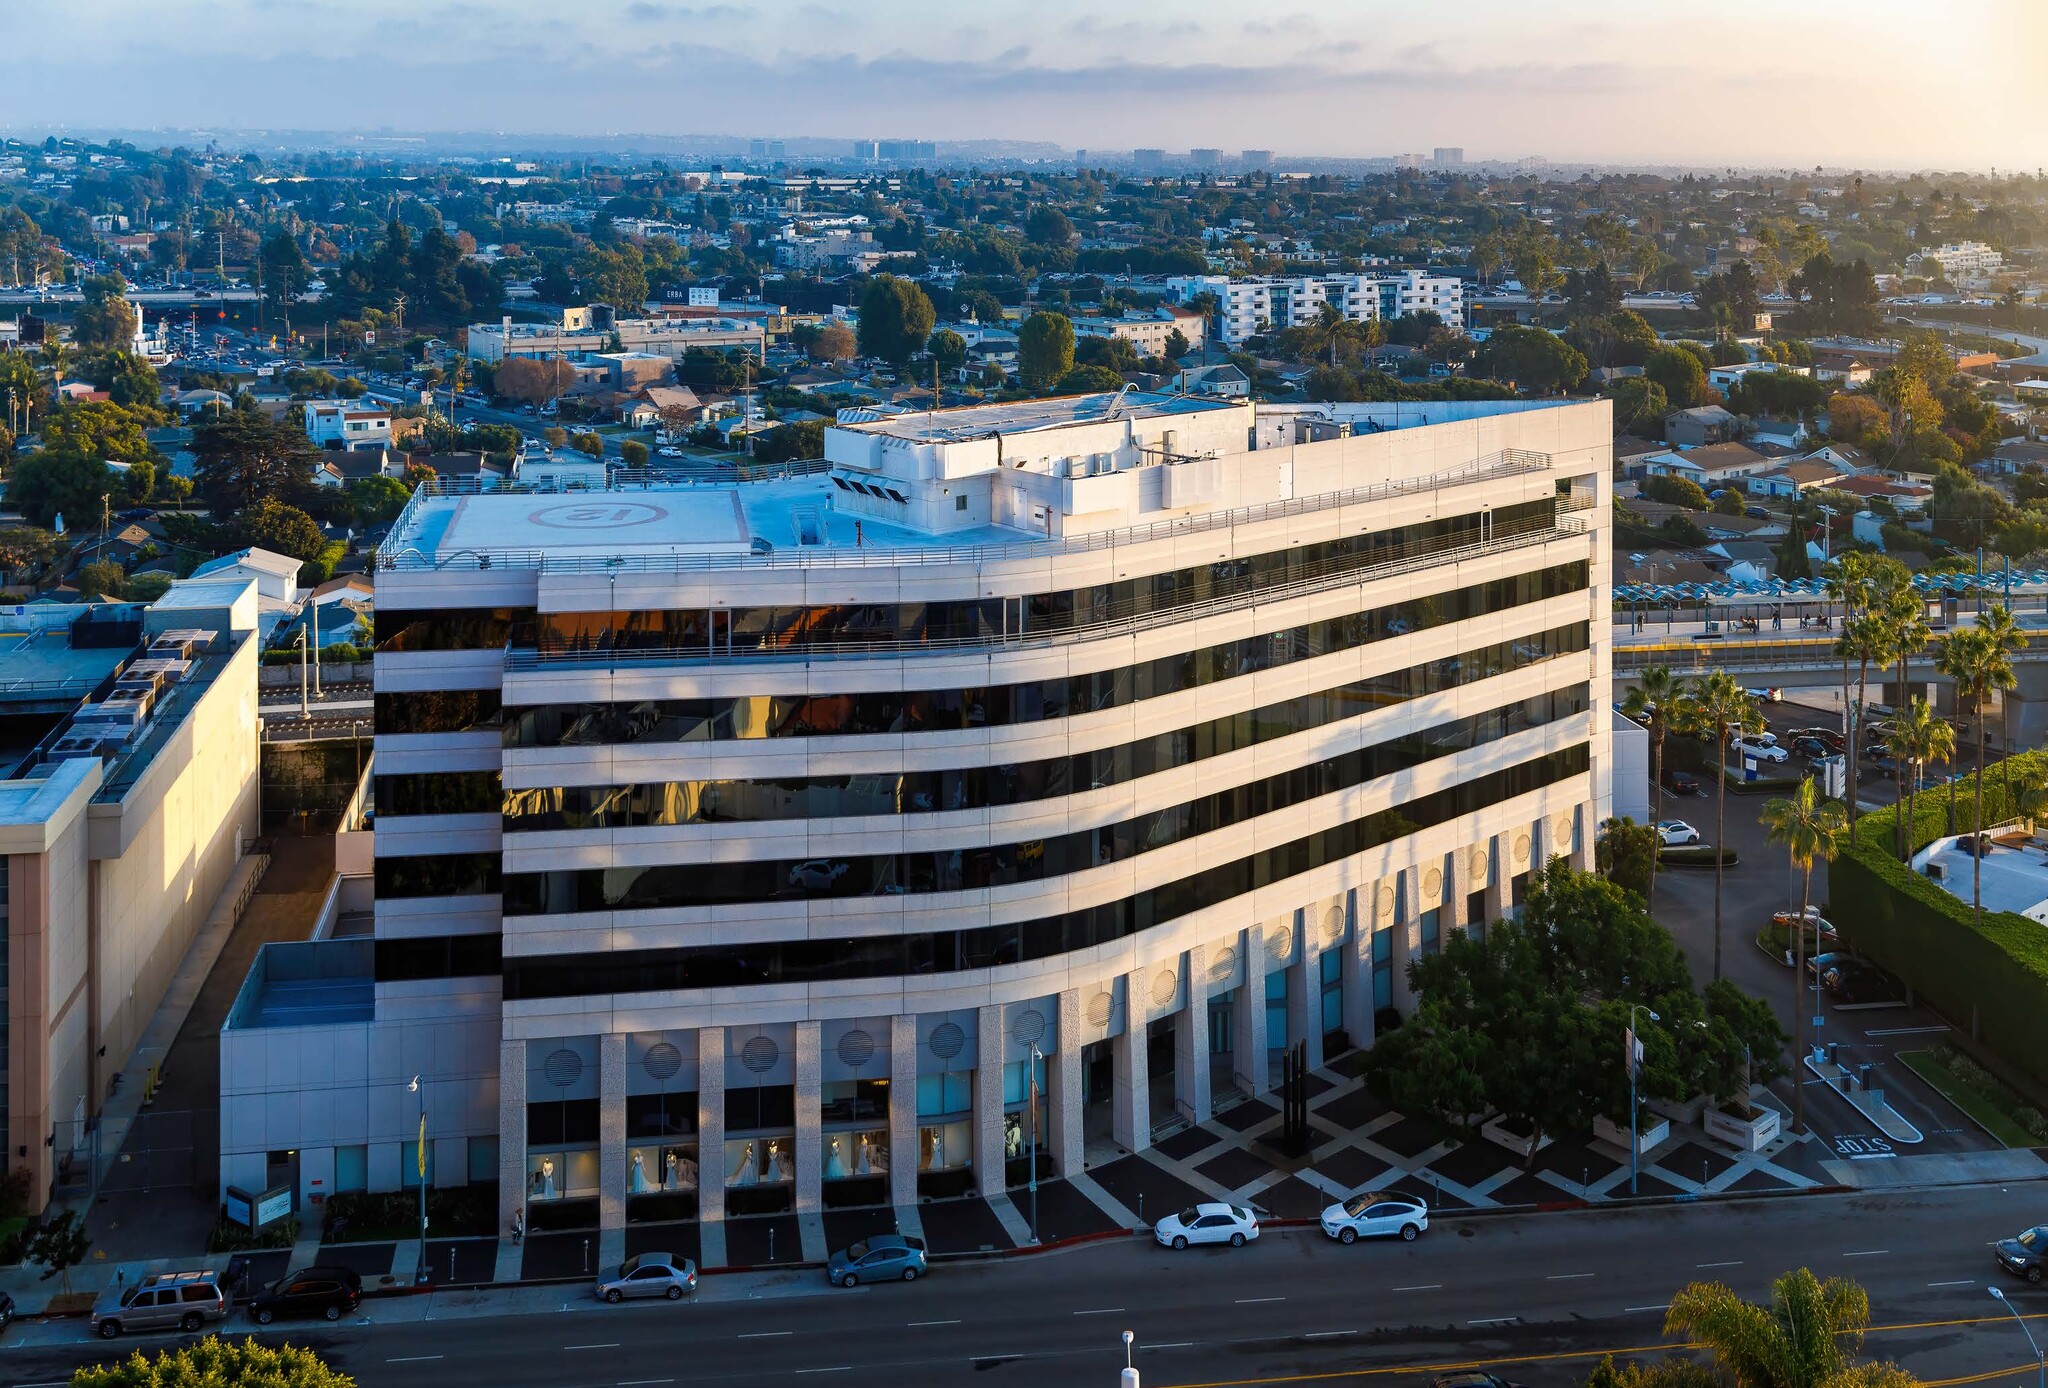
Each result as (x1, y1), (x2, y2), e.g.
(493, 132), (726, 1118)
(378, 770), (503, 818)
(502, 560), (1589, 749)
(502, 623), (1590, 831)
(374, 689), (503, 736)
(374, 606), (531, 654)
(377, 851), (502, 899)
(502, 685), (1589, 915)
(375, 933), (503, 982)
(528, 498), (1556, 657)
(499, 745), (1590, 1001)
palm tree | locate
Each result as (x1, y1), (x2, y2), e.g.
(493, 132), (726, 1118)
(1936, 626), (2017, 924)
(2016, 768), (2048, 833)
(1665, 1266), (1904, 1388)
(1672, 673), (1763, 982)
(1760, 777), (1847, 1135)
(1833, 610), (1892, 829)
(1977, 602), (2025, 803)
(1888, 697), (1953, 866)
(1824, 553), (1880, 825)
(1620, 665), (1682, 901)
(1308, 301), (1358, 368)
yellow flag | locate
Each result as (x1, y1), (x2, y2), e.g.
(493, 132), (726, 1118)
(417, 1112), (427, 1177)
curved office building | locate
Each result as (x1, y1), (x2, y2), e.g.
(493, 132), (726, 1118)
(222, 391), (1611, 1259)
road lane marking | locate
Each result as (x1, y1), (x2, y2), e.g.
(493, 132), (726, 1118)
(1237, 1296), (1286, 1304)
(387, 1357), (444, 1364)
(1468, 1317), (1518, 1325)
(1625, 1304), (1671, 1313)
(565, 1343), (621, 1350)
(1842, 1249), (1889, 1257)
(619, 1380), (676, 1385)
(792, 1368), (852, 1375)
(739, 1330), (794, 1339)
(1074, 1307), (1126, 1315)
(1393, 1284), (1443, 1292)
(1305, 1331), (1356, 1339)
(1696, 1260), (1743, 1268)
(1865, 1025), (1946, 1036)
(909, 1319), (962, 1326)
(1927, 1279), (1975, 1287)
(1145, 1342), (1195, 1350)
(1546, 1273), (1595, 1281)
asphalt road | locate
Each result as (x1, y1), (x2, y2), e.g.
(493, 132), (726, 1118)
(9, 1187), (2045, 1388)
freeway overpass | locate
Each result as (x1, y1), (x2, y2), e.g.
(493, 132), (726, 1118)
(0, 287), (260, 308)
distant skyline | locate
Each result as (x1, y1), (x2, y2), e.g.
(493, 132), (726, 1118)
(5, 0), (2045, 172)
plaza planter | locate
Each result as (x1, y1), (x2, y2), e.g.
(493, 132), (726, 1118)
(1704, 1102), (1781, 1152)
(1592, 1112), (1669, 1156)
(1647, 1094), (1708, 1126)
(1480, 1114), (1551, 1159)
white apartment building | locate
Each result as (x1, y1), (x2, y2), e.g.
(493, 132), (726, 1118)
(1071, 307), (1207, 356)
(466, 314), (766, 364)
(221, 391), (1609, 1264)
(303, 400), (392, 452)
(1907, 240), (2004, 283)
(1166, 271), (1465, 347)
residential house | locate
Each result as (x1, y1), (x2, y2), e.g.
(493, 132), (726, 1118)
(1172, 363), (1251, 399)
(1811, 353), (1874, 386)
(1748, 458), (1847, 500)
(187, 547), (304, 637)
(1707, 540), (1778, 584)
(1663, 405), (1740, 447)
(1989, 439), (2048, 474)
(1831, 474), (1934, 513)
(303, 400), (393, 452)
(1643, 440), (1769, 488)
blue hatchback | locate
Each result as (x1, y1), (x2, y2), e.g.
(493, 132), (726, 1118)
(826, 1234), (928, 1288)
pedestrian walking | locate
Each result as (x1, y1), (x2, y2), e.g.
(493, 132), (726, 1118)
(511, 1207), (524, 1245)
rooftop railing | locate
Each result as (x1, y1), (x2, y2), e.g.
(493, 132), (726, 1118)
(382, 447), (1557, 577)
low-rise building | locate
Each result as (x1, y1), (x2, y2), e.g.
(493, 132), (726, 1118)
(304, 400), (393, 452)
(1071, 307), (1206, 357)
(1663, 406), (1740, 448)
(1166, 270), (1464, 346)
(466, 313), (765, 365)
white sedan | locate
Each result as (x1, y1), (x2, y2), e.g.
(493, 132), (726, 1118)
(1657, 820), (1701, 846)
(1155, 1202), (1259, 1250)
(1319, 1190), (1430, 1244)
(1732, 736), (1790, 764)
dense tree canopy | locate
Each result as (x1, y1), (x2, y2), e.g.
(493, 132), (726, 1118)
(191, 408), (320, 514)
(1018, 311), (1076, 391)
(856, 274), (936, 366)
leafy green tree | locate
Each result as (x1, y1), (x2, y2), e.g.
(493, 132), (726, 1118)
(240, 497), (327, 562)
(8, 447), (113, 528)
(1054, 364), (1126, 395)
(1024, 205), (1075, 246)
(1621, 663), (1683, 898)
(73, 274), (139, 351)
(752, 419), (826, 467)
(1018, 311), (1076, 392)
(1609, 377), (1669, 437)
(192, 410), (320, 513)
(578, 245), (649, 314)
(345, 475), (411, 527)
(927, 328), (968, 377)
(259, 231), (311, 314)
(76, 559), (125, 599)
(1596, 816), (1660, 901)
(1886, 697), (1953, 863)
(619, 440), (650, 468)
(72, 1336), (357, 1387)
(1775, 525), (1813, 581)
(571, 432), (605, 457)
(1641, 474), (1710, 510)
(856, 274), (936, 366)
(41, 400), (155, 463)
(1788, 252), (1882, 337)
(1470, 324), (1586, 394)
(25, 1208), (90, 1291)
(0, 525), (60, 575)
(1645, 345), (1708, 410)
(81, 351), (164, 415)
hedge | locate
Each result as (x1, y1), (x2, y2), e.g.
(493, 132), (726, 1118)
(1828, 748), (2048, 1090)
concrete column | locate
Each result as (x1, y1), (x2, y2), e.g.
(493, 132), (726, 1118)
(1287, 907), (1326, 1071)
(496, 1038), (526, 1242)
(889, 1016), (919, 1209)
(1047, 989), (1084, 1178)
(1567, 805), (1593, 873)
(598, 1034), (628, 1242)
(696, 1027), (725, 1228)
(1174, 944), (1211, 1125)
(1390, 866), (1423, 1014)
(1341, 886), (1376, 1051)
(1481, 836), (1507, 924)
(1232, 926), (1270, 1096)
(975, 1004), (1005, 1199)
(794, 1021), (822, 1215)
(1447, 846), (1472, 937)
(1111, 972), (1150, 1152)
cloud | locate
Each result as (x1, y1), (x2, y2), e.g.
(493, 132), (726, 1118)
(622, 2), (757, 20)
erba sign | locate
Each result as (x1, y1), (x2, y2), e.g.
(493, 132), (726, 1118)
(224, 1182), (295, 1230)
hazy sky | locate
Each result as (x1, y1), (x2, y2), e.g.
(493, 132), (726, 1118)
(5, 0), (2044, 170)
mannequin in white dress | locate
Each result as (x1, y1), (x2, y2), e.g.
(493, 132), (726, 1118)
(825, 1136), (849, 1181)
(925, 1129), (944, 1170)
(630, 1151), (650, 1194)
(540, 1157), (557, 1199)
(854, 1136), (874, 1176)
(730, 1142), (757, 1186)
(767, 1140), (792, 1183)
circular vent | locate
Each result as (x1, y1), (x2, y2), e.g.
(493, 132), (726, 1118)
(1469, 846), (1489, 880)
(1376, 883), (1395, 919)
(1009, 1010), (1046, 1047)
(1265, 923), (1294, 963)
(1086, 993), (1114, 1028)
(1423, 867), (1443, 902)
(836, 1029), (876, 1069)
(740, 1035), (781, 1074)
(1151, 968), (1179, 1007)
(641, 1042), (683, 1083)
(1322, 906), (1345, 946)
(928, 1022), (966, 1060)
(542, 1048), (583, 1089)
(1210, 945), (1237, 983)
(1513, 831), (1532, 865)
(1554, 814), (1574, 848)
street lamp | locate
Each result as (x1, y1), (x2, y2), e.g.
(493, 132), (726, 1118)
(1121, 1329), (1139, 1388)
(1027, 1045), (1043, 1245)
(1628, 1005), (1659, 1196)
(408, 1075), (429, 1285)
(1989, 1287), (2045, 1388)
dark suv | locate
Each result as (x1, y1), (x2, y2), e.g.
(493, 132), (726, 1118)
(1995, 1225), (2045, 1283)
(249, 1266), (364, 1324)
